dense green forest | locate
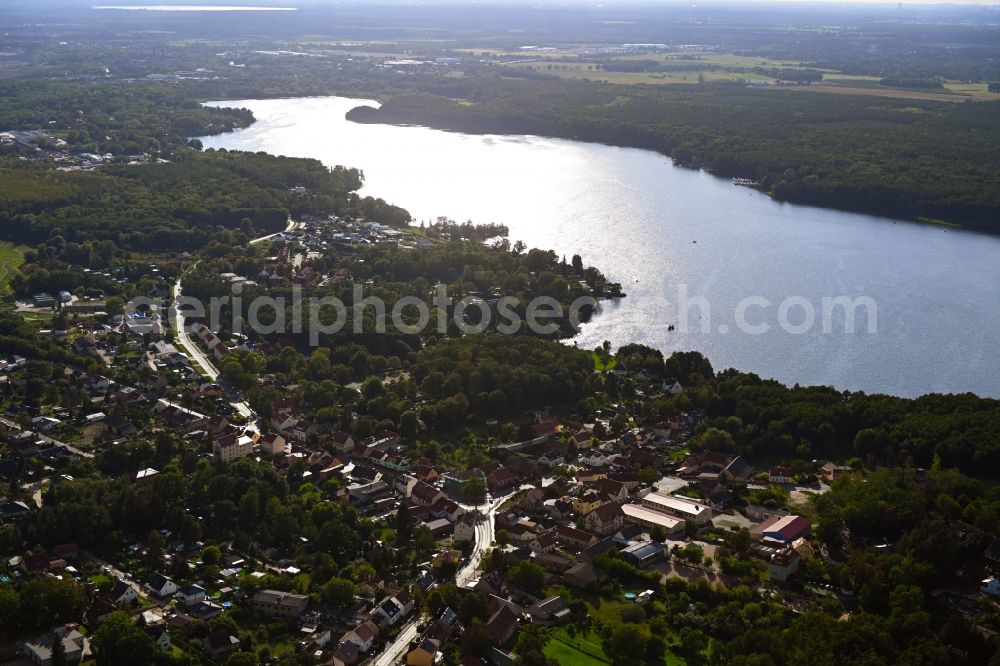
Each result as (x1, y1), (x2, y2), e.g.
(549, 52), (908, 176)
(348, 80), (1000, 229)
(0, 150), (376, 252)
(0, 80), (253, 155)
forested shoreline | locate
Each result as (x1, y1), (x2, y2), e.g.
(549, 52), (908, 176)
(346, 81), (1000, 231)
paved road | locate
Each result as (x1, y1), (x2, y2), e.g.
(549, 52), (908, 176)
(370, 496), (502, 666)
(169, 219), (297, 431)
(82, 549), (157, 604)
(36, 431), (95, 459)
(371, 620), (418, 666)
(456, 495), (502, 588)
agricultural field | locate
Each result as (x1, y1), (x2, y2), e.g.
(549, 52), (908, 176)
(496, 50), (1000, 101)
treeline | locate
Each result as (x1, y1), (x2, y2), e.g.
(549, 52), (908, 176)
(0, 150), (365, 252)
(348, 79), (1000, 230)
(0, 79), (252, 156)
(635, 353), (1000, 478)
(189, 233), (613, 360)
(879, 76), (945, 89)
(725, 466), (999, 664)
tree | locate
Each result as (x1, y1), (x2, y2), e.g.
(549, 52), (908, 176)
(145, 529), (166, 569)
(21, 577), (87, 631)
(201, 545), (222, 566)
(105, 296), (125, 317)
(226, 654), (260, 666)
(321, 578), (356, 605)
(604, 624), (648, 666)
(399, 410), (418, 438)
(92, 612), (161, 666)
(462, 618), (492, 656)
(514, 624), (557, 666)
(395, 502), (413, 541)
(0, 585), (19, 629)
(508, 561), (545, 595)
(461, 477), (487, 504)
(51, 631), (67, 666)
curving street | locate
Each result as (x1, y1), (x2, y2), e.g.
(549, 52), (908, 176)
(169, 219), (296, 430)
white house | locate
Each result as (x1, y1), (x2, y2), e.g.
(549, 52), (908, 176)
(395, 475), (418, 498)
(580, 452), (609, 468)
(147, 573), (178, 598)
(260, 433), (287, 456)
(373, 590), (414, 627)
(109, 580), (138, 606)
(341, 620), (378, 652)
(663, 379), (684, 395)
(22, 627), (88, 666)
(176, 584), (207, 607)
(768, 466), (794, 485)
(454, 514), (477, 543)
(145, 626), (171, 652)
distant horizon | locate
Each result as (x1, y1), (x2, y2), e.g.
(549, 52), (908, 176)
(62, 0), (1000, 7)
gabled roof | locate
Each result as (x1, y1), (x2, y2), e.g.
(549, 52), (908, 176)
(557, 525), (598, 545)
(353, 620), (377, 642)
(88, 596), (119, 620)
(110, 580), (133, 599)
(486, 604), (519, 643)
(411, 481), (442, 502)
(590, 502), (624, 523)
(148, 573), (173, 591)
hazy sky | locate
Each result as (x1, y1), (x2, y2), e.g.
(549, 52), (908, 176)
(76, 0), (1000, 5)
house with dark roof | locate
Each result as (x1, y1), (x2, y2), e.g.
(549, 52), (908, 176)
(202, 631), (240, 660)
(21, 552), (51, 575)
(621, 540), (666, 568)
(410, 481), (445, 507)
(1, 499), (32, 521)
(525, 596), (571, 625)
(22, 626), (88, 666)
(530, 532), (558, 553)
(430, 497), (465, 522)
(563, 562), (607, 588)
(341, 620), (378, 652)
(721, 456), (754, 482)
(145, 625), (171, 652)
(109, 580), (138, 606)
(986, 539), (1000, 571)
(251, 589), (309, 619)
(372, 591), (413, 627)
(486, 604), (519, 646)
(87, 596), (119, 625)
(585, 502), (625, 536)
(487, 466), (518, 491)
(406, 637), (439, 666)
(147, 573), (178, 598)
(556, 525), (599, 550)
(579, 536), (619, 563)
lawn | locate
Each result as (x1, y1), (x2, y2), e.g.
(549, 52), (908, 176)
(545, 628), (611, 666)
(545, 624), (692, 666)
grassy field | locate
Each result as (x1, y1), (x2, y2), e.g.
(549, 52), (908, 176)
(503, 62), (770, 85)
(495, 50), (1000, 102)
(544, 628), (612, 666)
(0, 241), (28, 295)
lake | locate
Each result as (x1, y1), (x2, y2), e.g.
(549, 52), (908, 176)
(199, 96), (1000, 398)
